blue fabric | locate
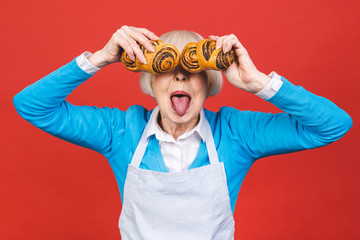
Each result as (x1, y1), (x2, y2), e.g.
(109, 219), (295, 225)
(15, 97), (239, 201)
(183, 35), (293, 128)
(13, 57), (353, 213)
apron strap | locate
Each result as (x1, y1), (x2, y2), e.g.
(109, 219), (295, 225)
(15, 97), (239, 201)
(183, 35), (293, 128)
(131, 133), (150, 167)
(130, 106), (158, 167)
(131, 106), (220, 167)
(204, 117), (220, 165)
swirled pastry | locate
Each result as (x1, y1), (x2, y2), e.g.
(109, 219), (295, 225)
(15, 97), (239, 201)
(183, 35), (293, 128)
(120, 40), (180, 75)
(180, 39), (235, 73)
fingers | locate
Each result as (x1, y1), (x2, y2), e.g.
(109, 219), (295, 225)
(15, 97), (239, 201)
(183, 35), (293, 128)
(119, 31), (148, 64)
(223, 38), (237, 53)
(116, 26), (160, 64)
(209, 35), (220, 40)
(136, 27), (160, 41)
(209, 33), (248, 56)
(122, 26), (156, 52)
(209, 35), (227, 51)
(114, 30), (139, 62)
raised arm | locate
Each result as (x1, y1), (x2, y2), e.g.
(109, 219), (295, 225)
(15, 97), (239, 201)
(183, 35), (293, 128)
(13, 26), (160, 154)
(210, 33), (352, 159)
(226, 75), (352, 159)
(13, 58), (120, 154)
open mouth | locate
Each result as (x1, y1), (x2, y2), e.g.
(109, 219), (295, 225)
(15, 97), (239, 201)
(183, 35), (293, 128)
(170, 91), (191, 116)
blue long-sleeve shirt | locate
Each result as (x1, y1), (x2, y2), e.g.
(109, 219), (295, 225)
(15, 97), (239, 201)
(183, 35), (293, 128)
(13, 57), (352, 213)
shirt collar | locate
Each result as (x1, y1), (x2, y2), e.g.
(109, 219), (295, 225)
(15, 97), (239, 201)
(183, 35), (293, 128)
(145, 106), (207, 142)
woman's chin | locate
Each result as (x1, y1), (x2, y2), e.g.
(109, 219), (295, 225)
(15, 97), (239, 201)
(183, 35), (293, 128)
(170, 112), (190, 123)
(159, 104), (200, 126)
(169, 108), (199, 125)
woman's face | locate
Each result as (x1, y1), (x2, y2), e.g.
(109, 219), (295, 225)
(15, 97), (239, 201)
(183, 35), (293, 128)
(152, 66), (208, 126)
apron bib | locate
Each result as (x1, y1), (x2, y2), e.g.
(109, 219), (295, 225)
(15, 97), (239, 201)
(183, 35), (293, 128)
(119, 106), (235, 240)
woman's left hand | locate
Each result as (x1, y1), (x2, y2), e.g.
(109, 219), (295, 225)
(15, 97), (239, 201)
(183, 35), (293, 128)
(209, 34), (271, 94)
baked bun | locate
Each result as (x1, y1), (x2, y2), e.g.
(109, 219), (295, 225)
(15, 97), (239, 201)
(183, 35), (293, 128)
(120, 40), (180, 75)
(180, 39), (235, 73)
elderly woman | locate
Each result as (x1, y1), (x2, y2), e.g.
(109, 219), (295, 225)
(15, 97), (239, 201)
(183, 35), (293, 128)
(13, 26), (352, 239)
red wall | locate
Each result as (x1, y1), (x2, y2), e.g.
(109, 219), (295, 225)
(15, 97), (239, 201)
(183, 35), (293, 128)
(2, 0), (359, 239)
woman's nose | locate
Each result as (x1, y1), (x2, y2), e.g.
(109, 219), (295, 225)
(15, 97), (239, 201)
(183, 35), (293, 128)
(176, 74), (187, 81)
(175, 68), (189, 82)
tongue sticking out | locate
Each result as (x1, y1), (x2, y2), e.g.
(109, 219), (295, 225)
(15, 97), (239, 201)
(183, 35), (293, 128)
(171, 96), (190, 116)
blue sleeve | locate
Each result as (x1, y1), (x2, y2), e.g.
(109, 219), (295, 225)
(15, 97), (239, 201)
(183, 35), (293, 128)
(13, 57), (125, 155)
(227, 76), (353, 160)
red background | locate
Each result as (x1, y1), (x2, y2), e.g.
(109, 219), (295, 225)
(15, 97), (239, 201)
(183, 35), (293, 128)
(2, 0), (359, 239)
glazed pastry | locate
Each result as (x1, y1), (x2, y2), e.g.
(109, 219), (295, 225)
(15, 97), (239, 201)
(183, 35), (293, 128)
(180, 39), (235, 73)
(120, 40), (180, 75)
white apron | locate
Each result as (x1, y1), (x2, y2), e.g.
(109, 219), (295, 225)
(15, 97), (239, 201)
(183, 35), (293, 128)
(118, 107), (235, 240)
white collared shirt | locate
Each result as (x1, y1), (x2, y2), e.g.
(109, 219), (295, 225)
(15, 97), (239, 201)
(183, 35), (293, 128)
(76, 51), (283, 172)
(144, 107), (207, 172)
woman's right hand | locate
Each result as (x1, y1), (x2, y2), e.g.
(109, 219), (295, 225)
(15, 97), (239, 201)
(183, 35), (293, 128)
(88, 26), (160, 68)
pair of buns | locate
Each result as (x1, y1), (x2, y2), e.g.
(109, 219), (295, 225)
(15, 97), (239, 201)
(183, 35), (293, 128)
(120, 39), (235, 75)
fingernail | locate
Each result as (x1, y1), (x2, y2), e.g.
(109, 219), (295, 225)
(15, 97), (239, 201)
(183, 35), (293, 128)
(150, 46), (155, 52)
(143, 57), (147, 64)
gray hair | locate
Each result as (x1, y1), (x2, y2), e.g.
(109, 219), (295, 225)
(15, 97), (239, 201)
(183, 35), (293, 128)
(139, 30), (223, 97)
